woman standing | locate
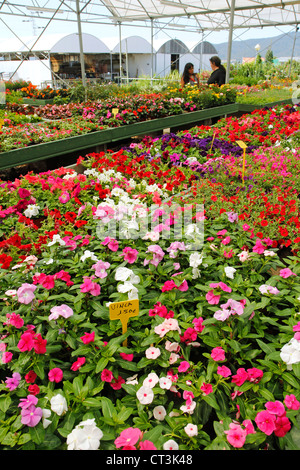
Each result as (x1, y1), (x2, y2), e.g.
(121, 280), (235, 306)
(207, 56), (226, 86)
(180, 63), (200, 88)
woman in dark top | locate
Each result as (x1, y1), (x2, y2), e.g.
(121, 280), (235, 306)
(180, 63), (200, 88)
(207, 56), (226, 86)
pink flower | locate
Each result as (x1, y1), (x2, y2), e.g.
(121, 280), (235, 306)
(5, 372), (21, 391)
(255, 410), (276, 435)
(17, 283), (37, 304)
(18, 331), (34, 352)
(217, 365), (232, 377)
(206, 290), (220, 305)
(102, 237), (119, 252)
(211, 347), (226, 361)
(200, 382), (213, 395)
(161, 280), (177, 292)
(110, 375), (125, 390)
(80, 332), (95, 344)
(70, 357), (86, 371)
(33, 334), (47, 354)
(80, 277), (101, 296)
(48, 368), (63, 383)
(59, 191), (70, 203)
(231, 368), (248, 386)
(101, 369), (113, 382)
(5, 312), (24, 329)
(18, 395), (38, 409)
(139, 440), (157, 450)
(21, 405), (43, 427)
(221, 236), (231, 245)
(178, 361), (190, 372)
(92, 260), (110, 278)
(242, 419), (256, 435)
(265, 400), (285, 417)
(2, 351), (13, 363)
(121, 247), (139, 264)
(120, 352), (134, 361)
(49, 304), (73, 321)
(192, 317), (205, 332)
(279, 268), (296, 278)
(284, 394), (300, 410)
(252, 239), (265, 254)
(247, 367), (263, 383)
(274, 416), (291, 437)
(114, 427), (142, 449)
(225, 422), (247, 448)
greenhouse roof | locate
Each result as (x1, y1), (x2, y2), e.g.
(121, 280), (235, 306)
(0, 1), (299, 33)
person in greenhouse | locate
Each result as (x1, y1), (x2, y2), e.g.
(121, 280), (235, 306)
(180, 63), (200, 88)
(207, 56), (226, 86)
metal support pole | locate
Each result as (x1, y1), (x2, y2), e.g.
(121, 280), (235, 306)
(226, 0), (235, 84)
(151, 18), (154, 83)
(76, 0), (87, 100)
(118, 21), (122, 84)
(288, 25), (298, 78)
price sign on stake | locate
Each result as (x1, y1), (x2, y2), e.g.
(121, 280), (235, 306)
(112, 108), (119, 118)
(109, 299), (139, 347)
(236, 140), (247, 184)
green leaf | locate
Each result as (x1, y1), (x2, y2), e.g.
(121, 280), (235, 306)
(95, 356), (109, 373)
(0, 395), (11, 413)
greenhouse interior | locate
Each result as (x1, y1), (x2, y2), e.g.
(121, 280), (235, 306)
(0, 0), (300, 455)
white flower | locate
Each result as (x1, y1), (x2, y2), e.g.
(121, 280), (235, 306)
(259, 284), (280, 295)
(24, 204), (40, 218)
(5, 289), (17, 297)
(184, 423), (198, 437)
(189, 252), (203, 268)
(67, 419), (103, 450)
(224, 266), (236, 279)
(143, 372), (159, 388)
(280, 338), (300, 369)
(145, 346), (161, 359)
(169, 352), (179, 364)
(159, 377), (172, 390)
(50, 394), (68, 416)
(115, 267), (134, 282)
(163, 439), (179, 450)
(153, 405), (167, 421)
(80, 250), (98, 262)
(180, 400), (196, 414)
(47, 234), (66, 247)
(237, 250), (250, 262)
(136, 386), (154, 405)
(42, 409), (52, 429)
(126, 374), (138, 385)
(264, 250), (276, 257)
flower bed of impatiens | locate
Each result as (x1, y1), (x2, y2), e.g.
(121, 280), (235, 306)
(0, 103), (300, 451)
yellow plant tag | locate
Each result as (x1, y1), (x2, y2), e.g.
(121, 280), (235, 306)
(112, 108), (119, 117)
(0, 118), (4, 129)
(109, 299), (139, 346)
(236, 140), (247, 149)
(236, 140), (247, 184)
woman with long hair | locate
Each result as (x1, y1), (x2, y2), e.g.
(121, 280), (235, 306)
(180, 63), (200, 88)
(207, 56), (226, 86)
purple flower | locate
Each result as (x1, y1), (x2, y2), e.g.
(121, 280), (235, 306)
(5, 372), (21, 391)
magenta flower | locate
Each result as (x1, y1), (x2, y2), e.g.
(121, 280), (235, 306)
(178, 361), (190, 372)
(5, 372), (21, 391)
(58, 191), (70, 203)
(80, 277), (101, 296)
(265, 400), (285, 417)
(21, 404), (43, 427)
(284, 394), (300, 410)
(48, 368), (63, 383)
(17, 331), (34, 352)
(217, 365), (232, 377)
(205, 290), (220, 305)
(211, 347), (226, 361)
(114, 427), (142, 449)
(279, 268), (296, 278)
(121, 247), (138, 264)
(255, 410), (276, 435)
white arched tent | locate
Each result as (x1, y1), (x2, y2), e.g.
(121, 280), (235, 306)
(0, 0), (300, 86)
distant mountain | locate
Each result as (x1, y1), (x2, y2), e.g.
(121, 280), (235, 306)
(213, 31), (300, 62)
